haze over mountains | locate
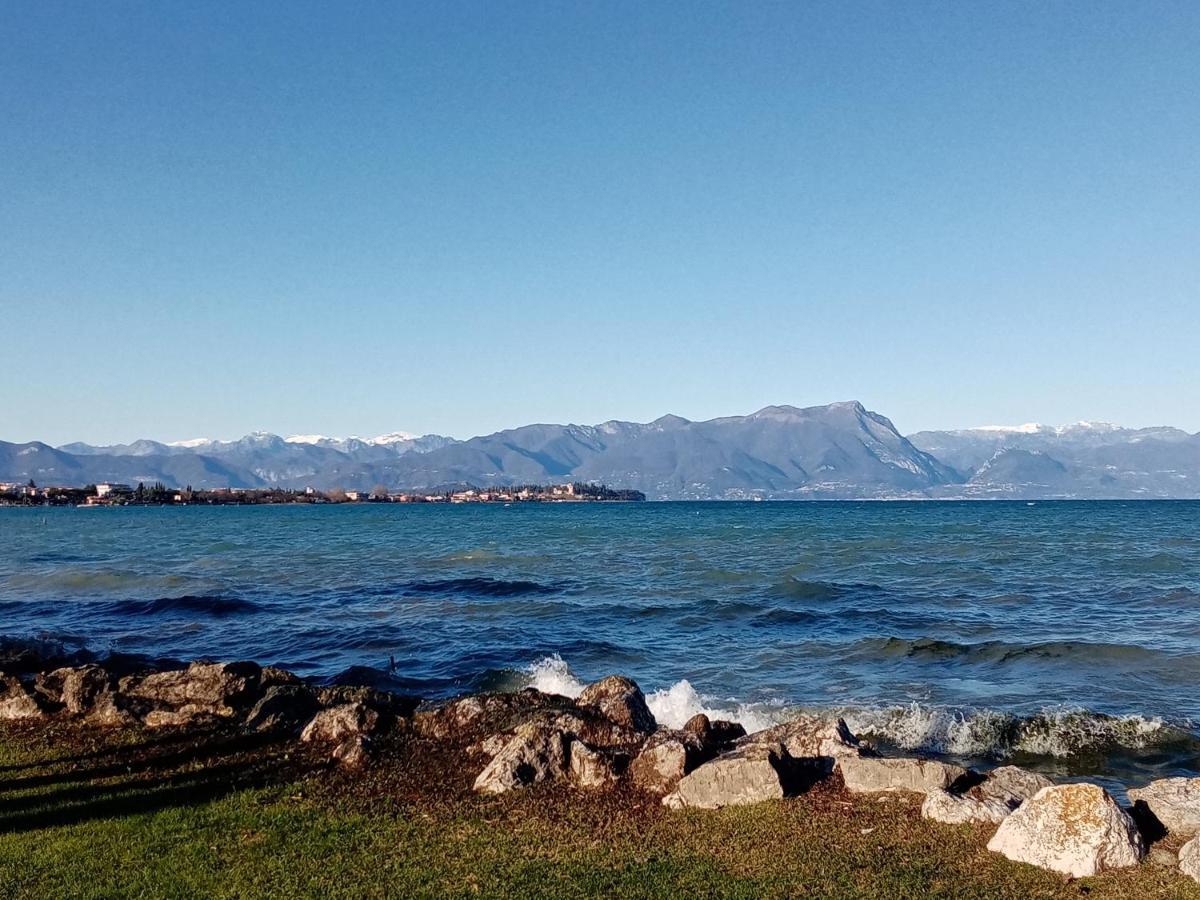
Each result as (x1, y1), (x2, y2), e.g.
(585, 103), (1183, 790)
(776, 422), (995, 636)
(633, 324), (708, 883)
(3, 402), (1199, 499)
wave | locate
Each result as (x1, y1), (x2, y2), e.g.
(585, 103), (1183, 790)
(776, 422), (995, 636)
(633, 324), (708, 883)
(518, 655), (1198, 764)
(106, 595), (261, 617)
(842, 703), (1187, 760)
(855, 636), (1182, 667)
(401, 577), (562, 598)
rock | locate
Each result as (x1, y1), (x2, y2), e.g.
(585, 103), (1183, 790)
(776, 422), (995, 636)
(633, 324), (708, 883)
(300, 702), (380, 744)
(970, 766), (1054, 809)
(1128, 777), (1200, 837)
(122, 661), (262, 724)
(0, 676), (42, 720)
(474, 720), (569, 794)
(88, 692), (135, 727)
(1148, 845), (1178, 867)
(245, 684), (321, 734)
(468, 734), (513, 759)
(986, 783), (1145, 877)
(742, 716), (862, 771)
(568, 740), (616, 789)
(576, 676), (656, 734)
(922, 788), (1011, 825)
(34, 666), (111, 715)
(1179, 836), (1200, 882)
(413, 691), (573, 742)
(630, 729), (707, 795)
(682, 713), (711, 736)
(665, 741), (792, 809)
(839, 756), (968, 795)
(332, 735), (370, 769)
(708, 719), (748, 746)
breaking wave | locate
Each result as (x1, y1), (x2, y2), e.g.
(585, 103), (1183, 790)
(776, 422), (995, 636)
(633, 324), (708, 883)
(520, 655), (1196, 763)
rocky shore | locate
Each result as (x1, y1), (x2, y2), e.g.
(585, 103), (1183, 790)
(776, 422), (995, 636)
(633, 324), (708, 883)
(4, 650), (1200, 890)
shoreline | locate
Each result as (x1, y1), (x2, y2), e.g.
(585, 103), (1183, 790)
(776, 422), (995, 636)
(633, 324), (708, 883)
(4, 651), (1200, 893)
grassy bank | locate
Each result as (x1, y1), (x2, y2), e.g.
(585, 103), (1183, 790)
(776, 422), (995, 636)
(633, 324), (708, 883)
(1, 722), (1197, 899)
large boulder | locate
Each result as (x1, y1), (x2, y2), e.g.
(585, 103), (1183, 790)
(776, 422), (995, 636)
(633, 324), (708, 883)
(0, 675), (42, 720)
(1128, 777), (1200, 837)
(839, 755), (969, 795)
(741, 716), (862, 772)
(664, 741), (792, 809)
(121, 661), (262, 725)
(474, 719), (569, 794)
(1179, 835), (1200, 883)
(922, 789), (1011, 825)
(576, 676), (656, 735)
(987, 783), (1144, 877)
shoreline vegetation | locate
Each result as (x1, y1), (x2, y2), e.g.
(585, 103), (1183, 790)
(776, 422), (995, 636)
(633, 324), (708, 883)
(0, 480), (645, 508)
(2, 648), (1199, 897)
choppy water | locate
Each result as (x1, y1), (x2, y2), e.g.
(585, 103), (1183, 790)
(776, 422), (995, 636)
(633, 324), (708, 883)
(3, 501), (1200, 786)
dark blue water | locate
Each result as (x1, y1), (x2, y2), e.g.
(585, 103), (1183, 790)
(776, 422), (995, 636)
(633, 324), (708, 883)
(3, 502), (1200, 781)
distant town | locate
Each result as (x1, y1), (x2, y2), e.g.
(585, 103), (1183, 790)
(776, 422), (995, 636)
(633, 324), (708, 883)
(0, 480), (645, 507)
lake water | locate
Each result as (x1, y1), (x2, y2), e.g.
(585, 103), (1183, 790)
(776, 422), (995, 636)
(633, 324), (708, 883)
(3, 501), (1199, 786)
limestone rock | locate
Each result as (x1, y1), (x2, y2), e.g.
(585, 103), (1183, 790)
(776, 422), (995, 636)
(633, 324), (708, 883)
(122, 661), (261, 724)
(922, 788), (1011, 825)
(332, 735), (371, 769)
(630, 730), (706, 795)
(0, 676), (42, 720)
(970, 766), (1054, 809)
(246, 684), (321, 734)
(467, 734), (511, 759)
(576, 676), (656, 734)
(58, 666), (111, 714)
(839, 755), (968, 795)
(1128, 777), (1200, 837)
(1179, 835), (1200, 883)
(473, 720), (569, 794)
(986, 783), (1145, 877)
(665, 741), (791, 809)
(300, 702), (380, 744)
(568, 740), (616, 789)
(742, 716), (862, 771)
(413, 690), (572, 741)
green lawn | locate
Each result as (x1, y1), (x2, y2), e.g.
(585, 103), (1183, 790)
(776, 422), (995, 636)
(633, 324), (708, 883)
(1, 723), (1197, 898)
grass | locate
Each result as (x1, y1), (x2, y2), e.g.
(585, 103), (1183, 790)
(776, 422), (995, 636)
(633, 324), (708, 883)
(1, 722), (1198, 898)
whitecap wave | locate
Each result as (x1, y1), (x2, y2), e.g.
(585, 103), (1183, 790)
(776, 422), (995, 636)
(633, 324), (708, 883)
(521, 656), (1189, 762)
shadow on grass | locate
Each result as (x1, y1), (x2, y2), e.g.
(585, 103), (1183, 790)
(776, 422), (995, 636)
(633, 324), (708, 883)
(0, 726), (302, 835)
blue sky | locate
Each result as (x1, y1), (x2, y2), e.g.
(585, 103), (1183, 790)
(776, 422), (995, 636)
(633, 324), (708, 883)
(3, 2), (1198, 444)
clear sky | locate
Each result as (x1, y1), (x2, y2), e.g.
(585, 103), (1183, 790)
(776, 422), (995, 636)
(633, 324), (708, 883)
(3, 2), (1198, 445)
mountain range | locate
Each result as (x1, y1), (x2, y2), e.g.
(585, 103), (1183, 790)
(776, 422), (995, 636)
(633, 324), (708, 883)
(3, 402), (1198, 499)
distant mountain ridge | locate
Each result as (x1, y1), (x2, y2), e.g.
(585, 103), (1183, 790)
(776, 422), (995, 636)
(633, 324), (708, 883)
(3, 402), (1199, 499)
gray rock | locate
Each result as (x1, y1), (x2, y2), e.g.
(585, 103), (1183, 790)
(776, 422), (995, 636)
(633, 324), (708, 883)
(246, 684), (321, 734)
(300, 702), (380, 744)
(986, 783), (1144, 877)
(1179, 835), (1200, 882)
(664, 741), (791, 809)
(922, 788), (1011, 825)
(1128, 777), (1200, 837)
(839, 755), (968, 795)
(630, 729), (707, 795)
(741, 716), (862, 771)
(576, 676), (656, 735)
(0, 675), (42, 720)
(474, 720), (569, 794)
(332, 735), (371, 769)
(122, 661), (261, 725)
(969, 765), (1053, 809)
(568, 740), (616, 789)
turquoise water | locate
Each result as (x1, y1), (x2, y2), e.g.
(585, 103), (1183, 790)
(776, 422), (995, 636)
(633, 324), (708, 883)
(3, 501), (1200, 781)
